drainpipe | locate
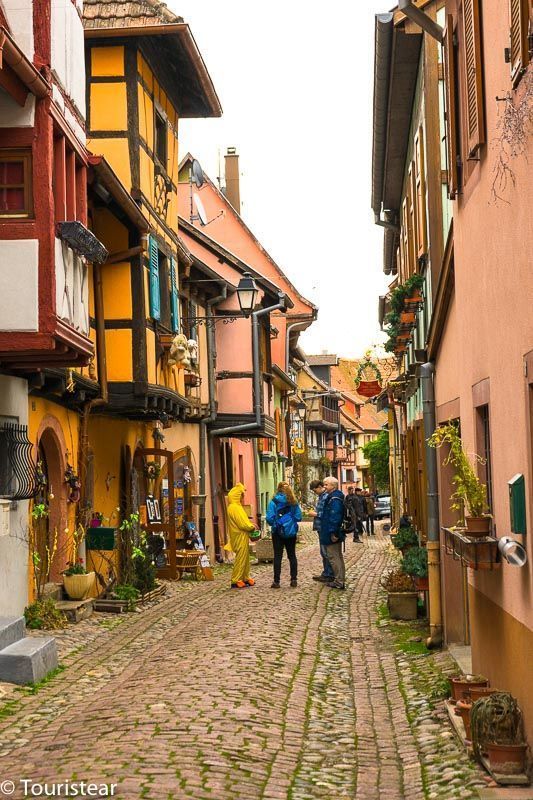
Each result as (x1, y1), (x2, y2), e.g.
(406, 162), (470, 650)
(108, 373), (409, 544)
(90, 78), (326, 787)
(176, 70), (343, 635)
(420, 362), (443, 648)
(199, 285), (227, 559)
(285, 320), (305, 372)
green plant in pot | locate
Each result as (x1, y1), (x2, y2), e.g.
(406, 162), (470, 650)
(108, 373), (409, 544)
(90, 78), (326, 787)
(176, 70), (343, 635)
(393, 526), (419, 552)
(62, 558), (95, 600)
(381, 568), (417, 620)
(428, 423), (491, 535)
(401, 546), (428, 590)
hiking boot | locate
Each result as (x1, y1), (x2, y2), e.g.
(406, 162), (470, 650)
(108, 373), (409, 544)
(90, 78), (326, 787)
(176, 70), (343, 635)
(290, 579), (298, 588)
(271, 581), (280, 589)
(326, 582), (346, 590)
(244, 578), (255, 586)
(312, 575), (329, 582)
(231, 581), (246, 589)
(353, 537), (363, 544)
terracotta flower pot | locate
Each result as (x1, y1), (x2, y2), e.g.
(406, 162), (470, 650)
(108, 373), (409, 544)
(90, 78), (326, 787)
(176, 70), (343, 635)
(465, 516), (491, 536)
(487, 742), (527, 775)
(468, 686), (500, 703)
(400, 311), (416, 326)
(450, 676), (488, 703)
(404, 290), (423, 308)
(456, 700), (473, 740)
(387, 591), (418, 620)
(63, 572), (95, 600)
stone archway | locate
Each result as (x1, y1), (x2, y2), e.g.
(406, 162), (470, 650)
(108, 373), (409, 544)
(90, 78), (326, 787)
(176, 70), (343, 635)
(35, 416), (69, 582)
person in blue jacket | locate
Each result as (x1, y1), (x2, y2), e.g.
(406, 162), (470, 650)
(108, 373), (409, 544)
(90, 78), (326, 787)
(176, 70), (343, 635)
(320, 476), (346, 590)
(266, 482), (302, 589)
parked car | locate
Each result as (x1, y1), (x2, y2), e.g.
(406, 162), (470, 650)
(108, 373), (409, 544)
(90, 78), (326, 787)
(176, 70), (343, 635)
(374, 495), (391, 519)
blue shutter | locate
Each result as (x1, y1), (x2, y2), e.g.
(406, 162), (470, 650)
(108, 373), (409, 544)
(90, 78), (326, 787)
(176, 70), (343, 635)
(149, 236), (160, 321)
(170, 256), (179, 333)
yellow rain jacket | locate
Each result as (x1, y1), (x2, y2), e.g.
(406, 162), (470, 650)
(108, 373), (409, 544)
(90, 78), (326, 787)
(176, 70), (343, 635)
(226, 483), (255, 584)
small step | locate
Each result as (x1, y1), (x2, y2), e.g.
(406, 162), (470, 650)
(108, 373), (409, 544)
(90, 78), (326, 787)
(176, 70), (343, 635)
(55, 598), (94, 624)
(0, 636), (58, 685)
(0, 617), (25, 651)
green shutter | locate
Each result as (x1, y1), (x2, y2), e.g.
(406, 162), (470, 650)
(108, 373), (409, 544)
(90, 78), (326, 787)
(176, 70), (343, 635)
(149, 236), (160, 320)
(170, 256), (179, 333)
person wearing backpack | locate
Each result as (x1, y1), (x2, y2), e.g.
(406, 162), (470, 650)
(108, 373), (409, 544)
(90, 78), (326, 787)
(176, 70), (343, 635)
(266, 482), (302, 589)
(320, 476), (346, 590)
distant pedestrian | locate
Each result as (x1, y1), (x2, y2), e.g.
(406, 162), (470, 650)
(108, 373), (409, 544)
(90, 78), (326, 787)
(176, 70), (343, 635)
(354, 487), (367, 537)
(226, 483), (257, 589)
(320, 476), (346, 590)
(364, 490), (376, 535)
(266, 482), (302, 588)
(309, 480), (334, 582)
(345, 487), (362, 543)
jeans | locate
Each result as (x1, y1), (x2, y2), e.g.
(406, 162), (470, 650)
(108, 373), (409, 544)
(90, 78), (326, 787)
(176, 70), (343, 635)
(272, 532), (298, 583)
(320, 540), (334, 579)
(366, 515), (375, 535)
(325, 541), (345, 587)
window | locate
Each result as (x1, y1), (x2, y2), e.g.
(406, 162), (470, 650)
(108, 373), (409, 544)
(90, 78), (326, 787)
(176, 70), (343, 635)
(509, 0), (531, 86)
(0, 150), (32, 218)
(148, 238), (178, 330)
(462, 0), (485, 157)
(155, 110), (167, 171)
(53, 134), (85, 224)
(414, 126), (427, 257)
(476, 404), (493, 512)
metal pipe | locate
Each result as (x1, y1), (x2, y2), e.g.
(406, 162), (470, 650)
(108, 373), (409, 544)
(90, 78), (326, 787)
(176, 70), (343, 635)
(398, 0), (444, 42)
(371, 13), (394, 215)
(420, 362), (443, 648)
(285, 320), (306, 373)
(374, 212), (400, 231)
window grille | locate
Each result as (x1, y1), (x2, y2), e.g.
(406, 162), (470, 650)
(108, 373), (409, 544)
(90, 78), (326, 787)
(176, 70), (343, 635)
(0, 423), (38, 500)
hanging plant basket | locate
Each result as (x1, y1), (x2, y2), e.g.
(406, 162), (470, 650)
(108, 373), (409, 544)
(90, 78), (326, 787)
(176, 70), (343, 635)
(400, 311), (416, 327)
(404, 289), (424, 309)
(354, 357), (383, 399)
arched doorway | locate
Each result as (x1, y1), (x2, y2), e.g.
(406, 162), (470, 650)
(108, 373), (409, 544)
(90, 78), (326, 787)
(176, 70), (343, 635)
(35, 419), (69, 584)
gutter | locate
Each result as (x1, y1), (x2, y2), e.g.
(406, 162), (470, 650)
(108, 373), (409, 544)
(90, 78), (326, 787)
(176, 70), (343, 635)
(0, 27), (50, 98)
(371, 13), (394, 218)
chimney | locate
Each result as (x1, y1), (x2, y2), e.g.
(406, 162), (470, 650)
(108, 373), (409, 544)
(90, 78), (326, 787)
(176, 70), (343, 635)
(224, 147), (241, 213)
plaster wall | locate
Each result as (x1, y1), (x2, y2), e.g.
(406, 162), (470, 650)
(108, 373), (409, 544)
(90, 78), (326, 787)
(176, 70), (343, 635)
(434, 0), (533, 701)
(51, 0), (86, 117)
(0, 240), (38, 331)
(4, 0), (33, 60)
(0, 375), (29, 616)
(55, 239), (90, 336)
(0, 91), (35, 127)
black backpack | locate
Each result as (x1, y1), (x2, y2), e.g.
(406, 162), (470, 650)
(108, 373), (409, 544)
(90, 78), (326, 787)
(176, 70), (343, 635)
(341, 497), (356, 534)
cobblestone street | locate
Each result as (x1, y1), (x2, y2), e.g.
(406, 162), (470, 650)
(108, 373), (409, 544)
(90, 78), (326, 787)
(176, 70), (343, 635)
(0, 525), (488, 800)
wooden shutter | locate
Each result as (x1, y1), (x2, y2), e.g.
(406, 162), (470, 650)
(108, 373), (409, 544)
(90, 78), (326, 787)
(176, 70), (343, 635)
(463, 0), (485, 156)
(275, 408), (283, 452)
(414, 126), (427, 257)
(510, 0), (530, 85)
(148, 236), (160, 320)
(170, 256), (179, 333)
(408, 162), (418, 270)
(401, 198), (409, 280)
(443, 17), (459, 199)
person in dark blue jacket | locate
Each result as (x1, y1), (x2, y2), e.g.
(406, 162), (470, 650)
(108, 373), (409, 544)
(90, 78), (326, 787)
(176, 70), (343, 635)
(319, 476), (346, 589)
(266, 482), (302, 589)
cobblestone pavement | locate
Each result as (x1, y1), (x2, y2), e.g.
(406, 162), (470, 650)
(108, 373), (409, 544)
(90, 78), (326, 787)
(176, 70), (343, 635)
(0, 524), (488, 800)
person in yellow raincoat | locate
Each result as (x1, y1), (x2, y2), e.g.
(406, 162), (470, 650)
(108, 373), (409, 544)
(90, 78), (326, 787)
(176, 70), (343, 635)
(225, 483), (257, 589)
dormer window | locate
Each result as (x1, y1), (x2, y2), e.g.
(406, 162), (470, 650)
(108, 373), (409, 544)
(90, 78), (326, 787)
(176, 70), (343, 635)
(155, 110), (167, 172)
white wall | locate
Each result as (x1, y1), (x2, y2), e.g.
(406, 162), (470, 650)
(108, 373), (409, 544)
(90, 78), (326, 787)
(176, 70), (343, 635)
(3, 0), (34, 60)
(0, 89), (35, 128)
(55, 238), (89, 335)
(0, 376), (29, 616)
(51, 0), (86, 119)
(0, 240), (38, 331)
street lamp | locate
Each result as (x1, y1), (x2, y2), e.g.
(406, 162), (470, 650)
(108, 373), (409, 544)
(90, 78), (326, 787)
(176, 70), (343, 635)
(236, 272), (258, 317)
(295, 401), (307, 420)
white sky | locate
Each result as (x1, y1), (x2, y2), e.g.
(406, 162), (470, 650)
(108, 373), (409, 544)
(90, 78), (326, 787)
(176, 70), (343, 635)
(172, 0), (391, 357)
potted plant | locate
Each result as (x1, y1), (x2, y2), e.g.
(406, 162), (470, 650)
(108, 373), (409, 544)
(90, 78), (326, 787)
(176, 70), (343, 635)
(456, 698), (473, 740)
(62, 558), (95, 600)
(428, 423), (491, 535)
(403, 273), (425, 308)
(401, 546), (428, 590)
(381, 569), (418, 620)
(393, 526), (419, 553)
(471, 692), (527, 775)
(449, 674), (489, 703)
(90, 512), (104, 528)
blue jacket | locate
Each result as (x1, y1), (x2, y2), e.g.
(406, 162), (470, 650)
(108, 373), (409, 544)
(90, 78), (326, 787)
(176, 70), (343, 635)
(313, 491), (327, 532)
(319, 489), (345, 546)
(266, 493), (302, 536)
